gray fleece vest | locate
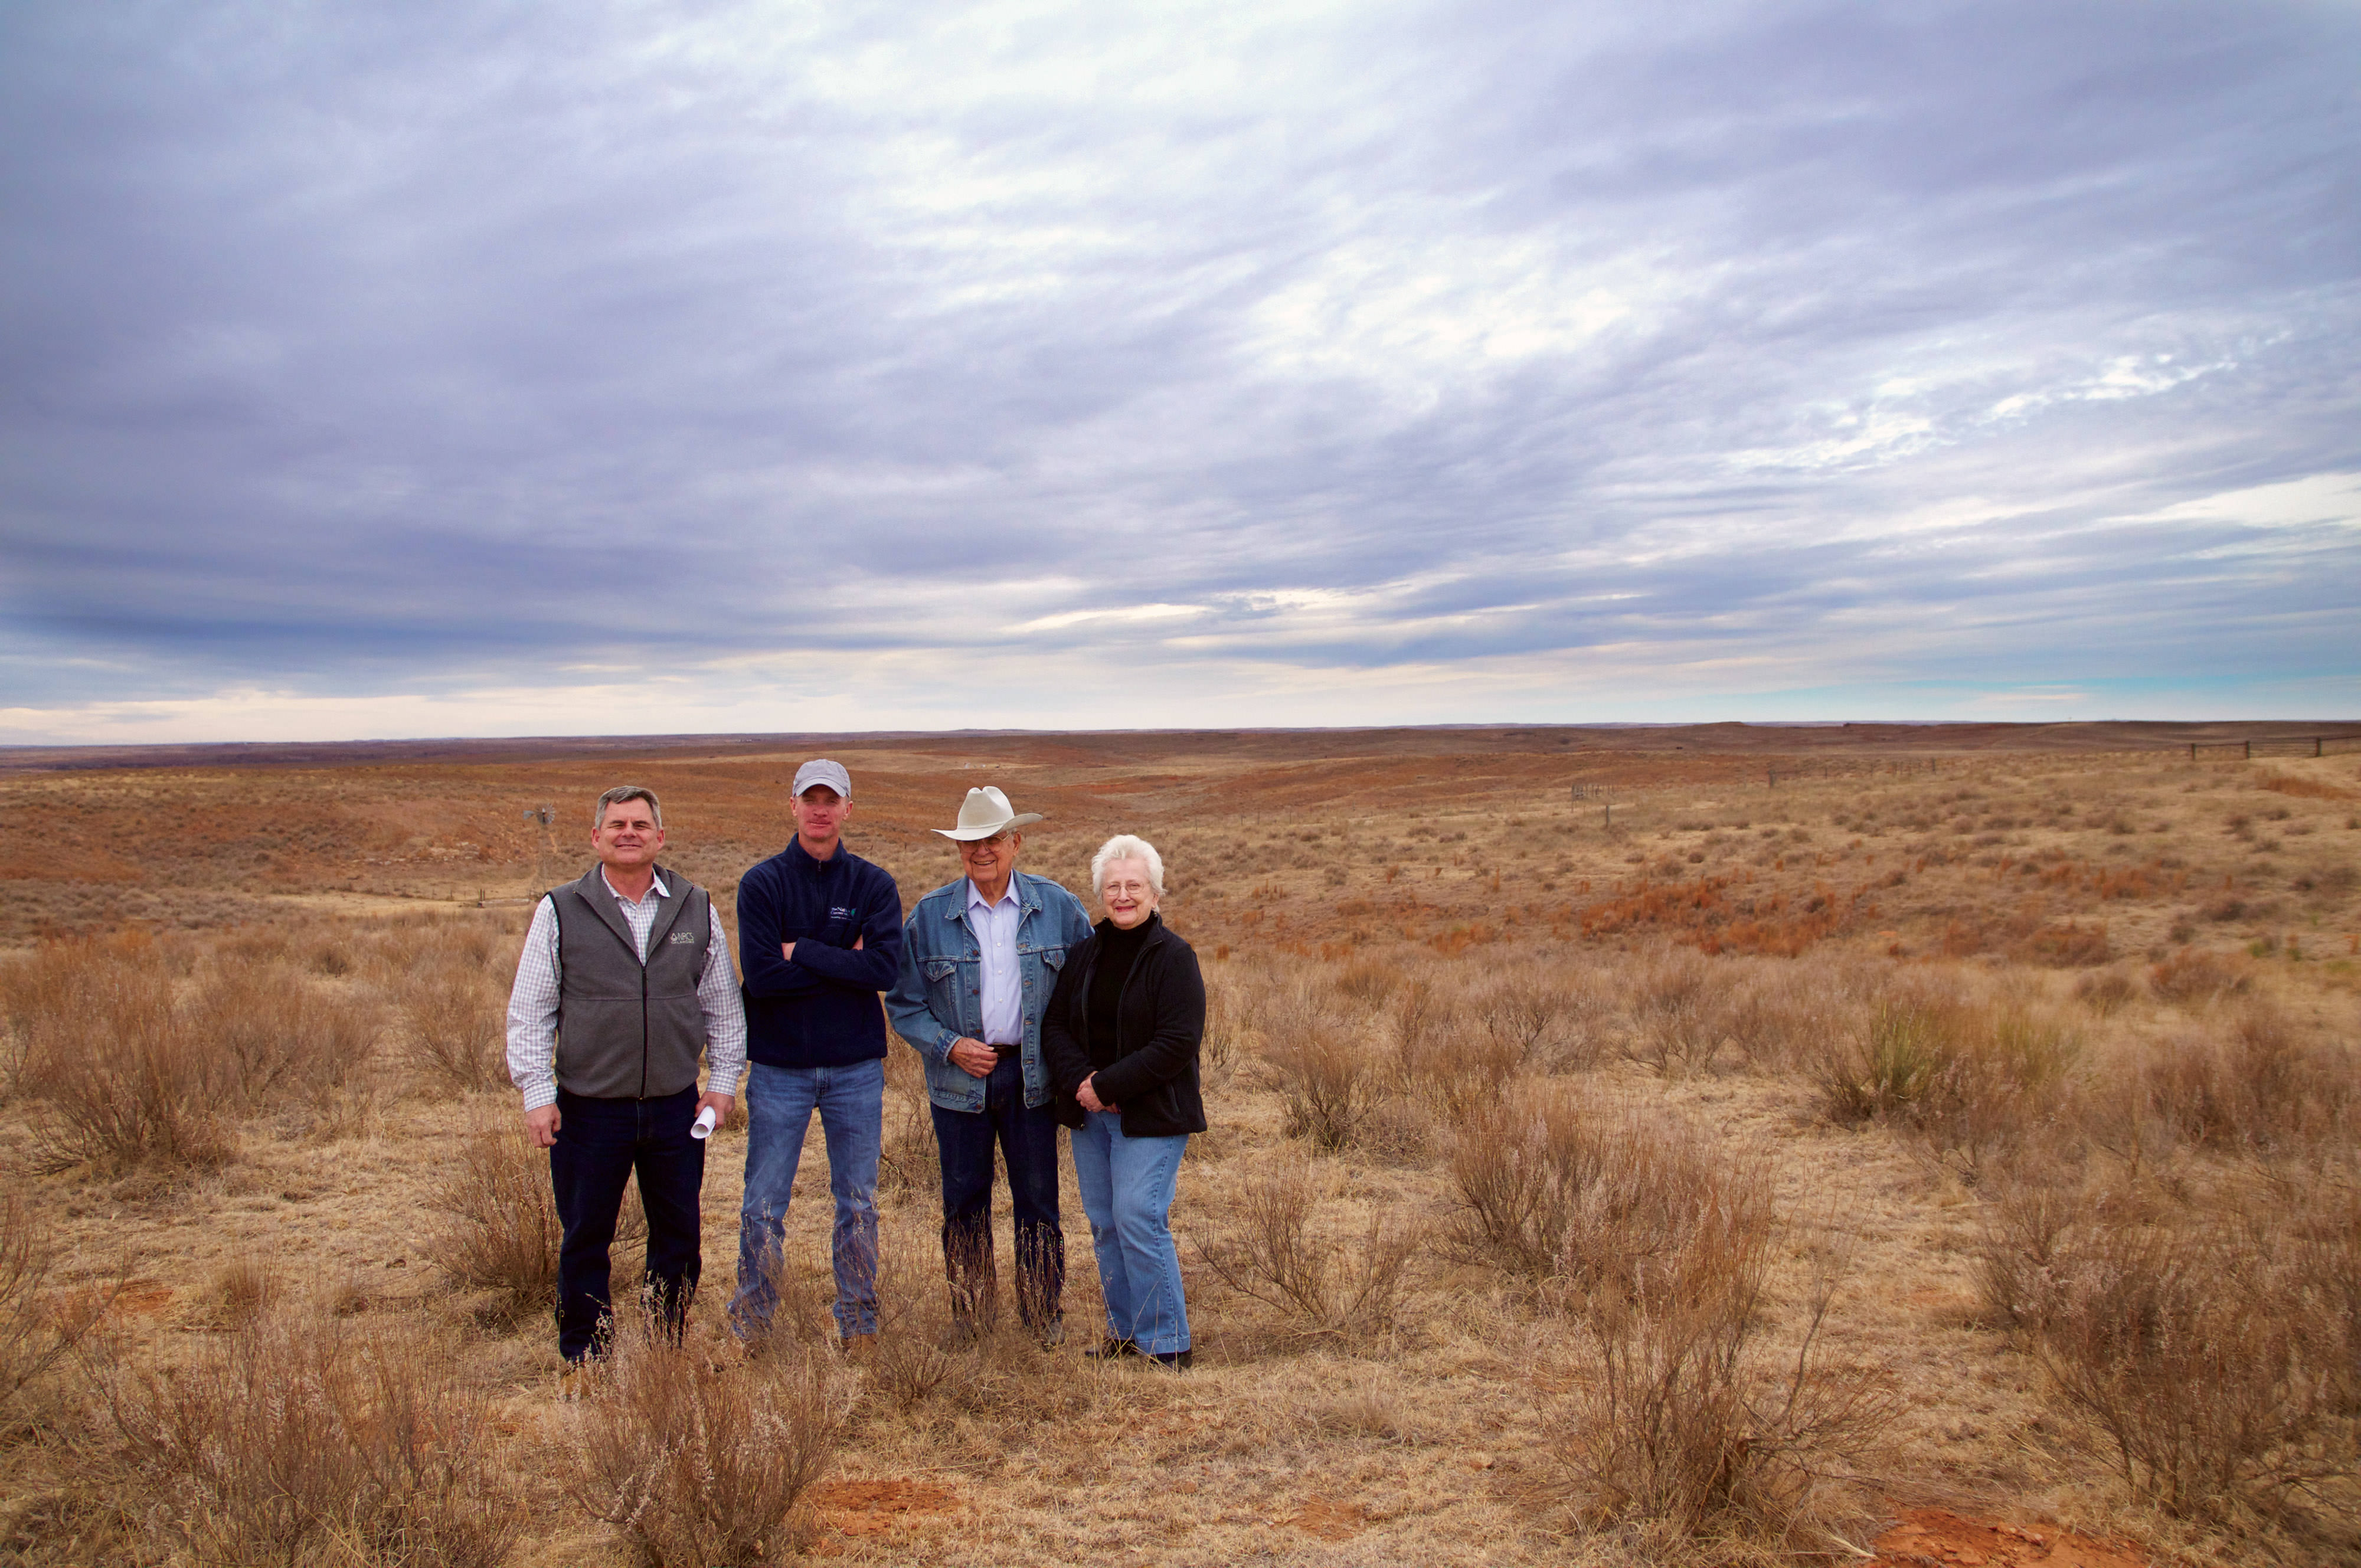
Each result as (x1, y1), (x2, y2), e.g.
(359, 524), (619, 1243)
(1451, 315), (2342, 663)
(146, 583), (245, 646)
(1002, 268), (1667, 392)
(550, 866), (713, 1100)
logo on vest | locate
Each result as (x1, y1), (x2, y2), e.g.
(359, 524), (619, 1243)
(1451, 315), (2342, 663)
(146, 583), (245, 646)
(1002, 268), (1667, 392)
(667, 931), (698, 944)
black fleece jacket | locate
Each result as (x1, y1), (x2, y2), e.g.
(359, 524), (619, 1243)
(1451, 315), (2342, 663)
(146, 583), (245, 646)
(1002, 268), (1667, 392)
(1042, 913), (1207, 1138)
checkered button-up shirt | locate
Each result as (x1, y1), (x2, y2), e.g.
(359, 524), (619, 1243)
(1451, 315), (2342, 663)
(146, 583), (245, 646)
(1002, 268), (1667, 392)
(503, 869), (747, 1111)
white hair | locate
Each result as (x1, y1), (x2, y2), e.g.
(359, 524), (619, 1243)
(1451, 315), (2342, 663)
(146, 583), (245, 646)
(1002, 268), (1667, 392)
(1090, 834), (1165, 898)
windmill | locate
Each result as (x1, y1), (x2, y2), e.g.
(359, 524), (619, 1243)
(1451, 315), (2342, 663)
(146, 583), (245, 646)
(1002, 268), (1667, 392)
(522, 804), (555, 892)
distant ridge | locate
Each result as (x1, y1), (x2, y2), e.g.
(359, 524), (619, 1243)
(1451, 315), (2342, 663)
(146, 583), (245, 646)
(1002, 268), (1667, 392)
(3, 720), (2354, 776)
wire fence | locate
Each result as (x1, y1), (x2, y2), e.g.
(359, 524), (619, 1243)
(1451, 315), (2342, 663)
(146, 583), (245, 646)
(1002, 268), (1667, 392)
(2190, 735), (2361, 761)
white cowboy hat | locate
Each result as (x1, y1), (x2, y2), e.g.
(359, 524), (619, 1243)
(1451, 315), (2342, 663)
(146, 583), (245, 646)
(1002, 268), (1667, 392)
(933, 786), (1044, 841)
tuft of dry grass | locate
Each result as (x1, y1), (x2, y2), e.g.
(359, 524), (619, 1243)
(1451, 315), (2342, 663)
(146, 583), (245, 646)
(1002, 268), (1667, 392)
(110, 1307), (515, 1568)
(568, 1310), (846, 1567)
(1196, 1157), (1417, 1347)
(1806, 990), (2078, 1183)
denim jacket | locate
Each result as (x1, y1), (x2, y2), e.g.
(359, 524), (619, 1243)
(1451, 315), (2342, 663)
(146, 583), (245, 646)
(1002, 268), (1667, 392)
(884, 870), (1096, 1112)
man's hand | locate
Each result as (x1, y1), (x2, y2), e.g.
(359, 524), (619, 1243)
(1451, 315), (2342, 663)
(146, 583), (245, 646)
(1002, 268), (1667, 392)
(696, 1090), (734, 1127)
(1076, 1073), (1117, 1115)
(525, 1103), (561, 1148)
(947, 1037), (997, 1078)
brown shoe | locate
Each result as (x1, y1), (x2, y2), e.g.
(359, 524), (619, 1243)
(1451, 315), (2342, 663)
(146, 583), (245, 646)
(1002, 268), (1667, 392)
(839, 1331), (878, 1363)
(557, 1361), (592, 1402)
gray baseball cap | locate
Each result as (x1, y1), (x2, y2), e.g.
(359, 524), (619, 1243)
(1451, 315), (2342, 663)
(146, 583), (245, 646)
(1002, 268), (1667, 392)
(792, 758), (852, 798)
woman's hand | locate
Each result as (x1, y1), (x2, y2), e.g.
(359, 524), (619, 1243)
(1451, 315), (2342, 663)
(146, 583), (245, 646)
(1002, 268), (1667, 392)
(1077, 1073), (1117, 1115)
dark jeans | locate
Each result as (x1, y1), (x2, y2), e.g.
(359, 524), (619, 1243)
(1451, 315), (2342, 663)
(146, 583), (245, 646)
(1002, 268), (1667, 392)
(931, 1054), (1064, 1330)
(550, 1086), (704, 1363)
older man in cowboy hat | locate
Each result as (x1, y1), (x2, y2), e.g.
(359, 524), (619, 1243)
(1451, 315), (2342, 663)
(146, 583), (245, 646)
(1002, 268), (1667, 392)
(885, 786), (1094, 1345)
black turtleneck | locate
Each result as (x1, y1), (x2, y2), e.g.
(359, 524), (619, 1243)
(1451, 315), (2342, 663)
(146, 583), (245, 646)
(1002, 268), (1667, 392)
(1085, 917), (1155, 1069)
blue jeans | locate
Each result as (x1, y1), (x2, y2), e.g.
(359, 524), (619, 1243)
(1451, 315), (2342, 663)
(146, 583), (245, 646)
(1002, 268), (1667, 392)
(549, 1086), (705, 1363)
(1071, 1111), (1189, 1356)
(732, 1058), (883, 1338)
(930, 1053), (1065, 1329)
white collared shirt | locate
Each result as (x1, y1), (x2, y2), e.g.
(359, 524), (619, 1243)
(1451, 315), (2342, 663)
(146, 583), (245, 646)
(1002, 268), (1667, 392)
(966, 876), (1023, 1046)
(503, 868), (747, 1111)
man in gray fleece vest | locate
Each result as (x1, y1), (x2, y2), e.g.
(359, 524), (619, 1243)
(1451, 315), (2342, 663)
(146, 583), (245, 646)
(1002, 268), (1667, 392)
(504, 785), (747, 1374)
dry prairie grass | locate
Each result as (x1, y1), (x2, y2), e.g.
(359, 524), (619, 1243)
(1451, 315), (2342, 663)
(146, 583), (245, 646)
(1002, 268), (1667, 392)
(108, 1307), (515, 1567)
(1197, 1156), (1418, 1347)
(568, 1307), (849, 1567)
(0, 729), (2356, 1566)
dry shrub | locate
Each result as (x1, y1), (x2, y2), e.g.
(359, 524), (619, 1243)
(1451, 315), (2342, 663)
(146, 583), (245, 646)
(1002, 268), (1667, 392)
(1984, 1196), (2356, 1518)
(2148, 946), (2253, 1004)
(188, 960), (380, 1108)
(1197, 1158), (1416, 1347)
(398, 962), (509, 1095)
(1330, 955), (1398, 1007)
(12, 942), (382, 1173)
(568, 1311), (846, 1567)
(1473, 964), (1583, 1071)
(1199, 971), (1241, 1075)
(2073, 968), (2140, 1015)
(1621, 948), (1728, 1075)
(2122, 1004), (2349, 1154)
(1259, 991), (1382, 1150)
(875, 1045), (941, 1204)
(1389, 978), (1516, 1127)
(0, 1197), (114, 1434)
(1809, 993), (2076, 1181)
(2018, 920), (2112, 967)
(1448, 1086), (1775, 1297)
(112, 1308), (514, 1567)
(427, 1125), (558, 1321)
(1447, 1083), (1593, 1278)
(2257, 771), (2357, 801)
(868, 1318), (959, 1413)
(1558, 1128), (1892, 1547)
(1809, 995), (1967, 1125)
(20, 965), (234, 1176)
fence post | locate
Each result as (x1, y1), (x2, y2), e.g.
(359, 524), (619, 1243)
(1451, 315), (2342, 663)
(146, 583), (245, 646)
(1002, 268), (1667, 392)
(2245, 740), (2252, 760)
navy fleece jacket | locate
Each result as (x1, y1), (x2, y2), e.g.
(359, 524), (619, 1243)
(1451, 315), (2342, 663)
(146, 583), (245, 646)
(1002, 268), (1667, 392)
(736, 837), (904, 1068)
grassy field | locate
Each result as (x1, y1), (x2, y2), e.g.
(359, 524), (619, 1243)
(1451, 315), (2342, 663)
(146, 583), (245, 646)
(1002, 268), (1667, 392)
(0, 722), (2356, 1566)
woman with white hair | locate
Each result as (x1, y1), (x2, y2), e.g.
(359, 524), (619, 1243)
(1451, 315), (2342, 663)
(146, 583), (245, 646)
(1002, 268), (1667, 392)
(1042, 833), (1206, 1368)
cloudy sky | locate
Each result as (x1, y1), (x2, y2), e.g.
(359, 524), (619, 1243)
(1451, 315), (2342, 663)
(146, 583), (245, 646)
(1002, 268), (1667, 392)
(2, 1), (2356, 743)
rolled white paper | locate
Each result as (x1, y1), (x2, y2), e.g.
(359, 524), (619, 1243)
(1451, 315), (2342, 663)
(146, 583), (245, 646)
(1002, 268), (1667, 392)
(691, 1105), (719, 1140)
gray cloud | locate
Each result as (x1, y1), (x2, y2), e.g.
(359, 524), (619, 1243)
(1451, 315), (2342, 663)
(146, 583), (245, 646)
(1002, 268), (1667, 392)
(2, 0), (2356, 736)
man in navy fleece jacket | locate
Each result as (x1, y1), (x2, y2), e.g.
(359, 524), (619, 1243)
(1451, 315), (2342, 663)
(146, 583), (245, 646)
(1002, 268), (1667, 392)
(730, 759), (905, 1350)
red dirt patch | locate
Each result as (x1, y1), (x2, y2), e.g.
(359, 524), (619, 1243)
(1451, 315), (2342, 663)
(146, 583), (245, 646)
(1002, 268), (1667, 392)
(809, 1478), (957, 1538)
(1281, 1495), (1368, 1540)
(1872, 1508), (2149, 1567)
